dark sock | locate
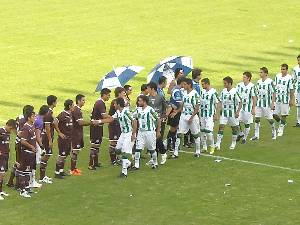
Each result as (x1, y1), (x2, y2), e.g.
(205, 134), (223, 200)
(71, 153), (77, 171)
(0, 179), (3, 192)
(7, 166), (16, 185)
(109, 145), (117, 163)
(40, 160), (47, 180)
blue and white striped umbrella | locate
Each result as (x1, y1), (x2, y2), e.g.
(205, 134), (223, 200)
(95, 65), (144, 91)
(147, 56), (193, 84)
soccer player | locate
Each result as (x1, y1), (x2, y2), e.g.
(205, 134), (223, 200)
(111, 97), (136, 177)
(40, 95), (65, 184)
(250, 67), (277, 141)
(132, 95), (161, 169)
(19, 111), (37, 198)
(147, 82), (168, 164)
(89, 88), (111, 170)
(0, 119), (16, 200)
(176, 78), (201, 157)
(292, 55), (300, 127)
(124, 84), (133, 107)
(236, 72), (256, 144)
(168, 68), (184, 94)
(166, 76), (186, 155)
(215, 76), (242, 150)
(192, 68), (202, 95)
(273, 64), (294, 136)
(54, 99), (74, 179)
(70, 94), (92, 175)
(157, 76), (167, 97)
(7, 105), (34, 188)
(199, 78), (219, 155)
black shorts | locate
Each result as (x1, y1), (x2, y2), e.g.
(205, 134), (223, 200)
(167, 112), (181, 127)
(42, 137), (53, 156)
(58, 138), (72, 157)
(0, 155), (9, 173)
(72, 133), (84, 150)
(19, 150), (35, 172)
(108, 122), (121, 141)
(90, 125), (103, 145)
(15, 143), (21, 163)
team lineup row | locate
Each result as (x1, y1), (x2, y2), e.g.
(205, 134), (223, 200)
(0, 56), (300, 199)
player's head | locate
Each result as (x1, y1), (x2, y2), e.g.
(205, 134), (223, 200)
(124, 85), (132, 96)
(281, 63), (288, 75)
(114, 87), (126, 98)
(259, 67), (268, 78)
(64, 99), (74, 112)
(158, 76), (167, 88)
(184, 78), (193, 90)
(201, 78), (210, 90)
(243, 71), (252, 83)
(140, 84), (149, 95)
(177, 76), (187, 89)
(101, 88), (111, 101)
(192, 68), (202, 81)
(297, 55), (300, 65)
(25, 111), (36, 124)
(5, 119), (17, 133)
(175, 68), (184, 79)
(38, 105), (49, 118)
(115, 97), (125, 110)
(147, 82), (157, 95)
(137, 95), (148, 107)
(47, 95), (57, 108)
(22, 105), (34, 116)
(223, 76), (233, 88)
(76, 94), (86, 107)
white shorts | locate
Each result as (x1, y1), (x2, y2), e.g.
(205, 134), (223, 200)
(255, 106), (273, 120)
(36, 143), (42, 165)
(178, 114), (200, 134)
(274, 102), (290, 116)
(200, 117), (214, 132)
(238, 110), (253, 124)
(136, 131), (156, 151)
(295, 92), (300, 107)
(116, 132), (134, 154)
(220, 116), (239, 127)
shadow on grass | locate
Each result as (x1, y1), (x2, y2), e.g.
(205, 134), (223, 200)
(260, 50), (294, 58)
(282, 46), (300, 51)
(51, 87), (89, 95)
(213, 60), (249, 67)
(0, 100), (23, 108)
(236, 55), (273, 62)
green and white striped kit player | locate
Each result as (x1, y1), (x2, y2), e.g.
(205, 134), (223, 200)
(274, 73), (293, 104)
(182, 89), (200, 115)
(199, 88), (219, 118)
(255, 78), (275, 108)
(112, 108), (133, 133)
(236, 82), (255, 113)
(220, 87), (241, 118)
(134, 106), (158, 132)
(292, 65), (300, 107)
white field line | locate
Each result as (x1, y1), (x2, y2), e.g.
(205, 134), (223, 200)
(180, 150), (300, 172)
(84, 134), (300, 172)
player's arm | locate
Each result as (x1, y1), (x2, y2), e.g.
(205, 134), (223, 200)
(235, 93), (242, 118)
(251, 87), (257, 115)
(289, 85), (295, 107)
(213, 93), (220, 121)
(53, 118), (66, 139)
(44, 122), (53, 148)
(35, 129), (43, 147)
(92, 115), (114, 125)
(20, 131), (36, 153)
(167, 80), (176, 95)
(151, 110), (161, 138)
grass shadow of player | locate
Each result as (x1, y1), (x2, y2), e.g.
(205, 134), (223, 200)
(0, 100), (23, 108)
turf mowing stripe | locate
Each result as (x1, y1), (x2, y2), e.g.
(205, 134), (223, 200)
(180, 150), (300, 172)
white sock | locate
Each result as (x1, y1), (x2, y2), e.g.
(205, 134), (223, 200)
(174, 137), (180, 156)
(200, 132), (207, 148)
(271, 123), (276, 134)
(207, 132), (214, 147)
(122, 159), (128, 175)
(216, 133), (223, 145)
(134, 152), (140, 168)
(232, 134), (238, 145)
(29, 171), (33, 187)
(244, 127), (250, 140)
(297, 106), (300, 123)
(194, 137), (201, 154)
(254, 122), (260, 138)
(151, 152), (158, 166)
(239, 130), (244, 136)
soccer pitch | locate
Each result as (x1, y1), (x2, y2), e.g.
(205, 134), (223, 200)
(1, 0), (300, 224)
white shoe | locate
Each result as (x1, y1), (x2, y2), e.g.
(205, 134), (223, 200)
(20, 191), (31, 198)
(39, 177), (53, 184)
(277, 127), (283, 137)
(215, 143), (221, 150)
(0, 195), (4, 200)
(32, 180), (42, 188)
(146, 159), (154, 166)
(272, 131), (277, 140)
(229, 143), (236, 150)
(160, 153), (167, 165)
(202, 145), (208, 152)
(44, 176), (53, 181)
(0, 191), (9, 197)
(163, 139), (168, 149)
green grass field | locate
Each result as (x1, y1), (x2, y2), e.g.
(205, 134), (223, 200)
(1, 0), (300, 224)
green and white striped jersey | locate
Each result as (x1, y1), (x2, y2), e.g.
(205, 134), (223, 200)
(236, 82), (256, 112)
(182, 89), (200, 115)
(274, 73), (294, 104)
(255, 78), (275, 108)
(133, 106), (158, 131)
(112, 108), (133, 133)
(220, 88), (241, 117)
(292, 65), (300, 93)
(199, 88), (219, 117)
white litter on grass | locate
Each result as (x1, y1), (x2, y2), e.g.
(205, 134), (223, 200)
(215, 159), (222, 163)
(288, 179), (294, 184)
(129, 194), (133, 197)
(288, 39), (294, 43)
(225, 183), (231, 187)
(262, 24), (267, 28)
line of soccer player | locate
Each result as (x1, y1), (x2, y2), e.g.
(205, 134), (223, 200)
(0, 55), (299, 199)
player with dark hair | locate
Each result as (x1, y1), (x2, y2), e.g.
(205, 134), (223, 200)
(158, 76), (167, 97)
(0, 119), (16, 200)
(168, 68), (184, 94)
(54, 99), (74, 179)
(292, 55), (300, 127)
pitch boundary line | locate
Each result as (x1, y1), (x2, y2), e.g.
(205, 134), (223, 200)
(180, 150), (300, 172)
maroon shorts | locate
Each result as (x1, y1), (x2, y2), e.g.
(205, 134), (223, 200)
(108, 122), (121, 141)
(15, 143), (21, 163)
(18, 150), (35, 172)
(90, 125), (103, 145)
(42, 136), (53, 156)
(0, 154), (9, 172)
(58, 138), (71, 157)
(72, 132), (84, 150)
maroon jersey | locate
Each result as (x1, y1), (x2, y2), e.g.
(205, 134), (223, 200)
(108, 99), (121, 141)
(57, 111), (73, 139)
(20, 123), (36, 152)
(72, 105), (83, 136)
(15, 115), (26, 144)
(42, 108), (55, 141)
(91, 99), (106, 120)
(0, 127), (10, 156)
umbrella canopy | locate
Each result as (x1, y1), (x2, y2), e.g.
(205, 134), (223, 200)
(95, 65), (144, 91)
(147, 56), (193, 84)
